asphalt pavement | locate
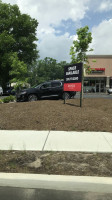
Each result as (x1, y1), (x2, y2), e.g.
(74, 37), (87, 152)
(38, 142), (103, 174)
(0, 93), (112, 100)
(0, 174), (112, 200)
(1, 186), (112, 200)
(75, 92), (112, 99)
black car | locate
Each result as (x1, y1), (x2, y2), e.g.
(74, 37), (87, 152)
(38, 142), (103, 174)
(3, 87), (15, 96)
(16, 80), (76, 102)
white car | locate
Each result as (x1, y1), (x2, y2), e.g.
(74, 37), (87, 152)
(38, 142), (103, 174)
(0, 86), (3, 96)
(107, 88), (112, 94)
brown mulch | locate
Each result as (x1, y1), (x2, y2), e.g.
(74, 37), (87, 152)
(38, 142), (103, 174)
(0, 98), (112, 132)
(0, 151), (112, 177)
(0, 98), (112, 176)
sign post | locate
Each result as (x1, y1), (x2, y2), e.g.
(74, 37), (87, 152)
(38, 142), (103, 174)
(64, 63), (83, 107)
(64, 92), (66, 104)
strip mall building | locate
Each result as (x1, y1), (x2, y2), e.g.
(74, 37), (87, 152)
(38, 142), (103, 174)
(84, 55), (112, 93)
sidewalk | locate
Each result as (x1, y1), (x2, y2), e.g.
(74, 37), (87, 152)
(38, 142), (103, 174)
(0, 130), (112, 199)
(0, 130), (112, 152)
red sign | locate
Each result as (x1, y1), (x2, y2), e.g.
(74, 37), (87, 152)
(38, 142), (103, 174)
(91, 68), (105, 71)
(64, 83), (82, 91)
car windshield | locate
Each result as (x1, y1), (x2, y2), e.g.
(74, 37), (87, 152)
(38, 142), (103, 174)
(34, 83), (43, 88)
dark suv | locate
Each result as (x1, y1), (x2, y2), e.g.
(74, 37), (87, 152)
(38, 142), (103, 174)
(3, 87), (15, 96)
(16, 80), (76, 102)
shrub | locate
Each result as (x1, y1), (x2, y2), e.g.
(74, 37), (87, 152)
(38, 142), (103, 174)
(0, 99), (3, 104)
(2, 95), (16, 103)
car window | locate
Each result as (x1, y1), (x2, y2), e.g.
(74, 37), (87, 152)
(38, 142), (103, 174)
(51, 82), (62, 87)
(41, 82), (51, 89)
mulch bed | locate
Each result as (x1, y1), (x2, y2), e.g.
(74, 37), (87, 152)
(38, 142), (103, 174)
(0, 151), (112, 177)
(0, 98), (112, 132)
(0, 98), (112, 176)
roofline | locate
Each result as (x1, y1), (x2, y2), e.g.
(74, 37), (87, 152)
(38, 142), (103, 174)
(87, 55), (112, 58)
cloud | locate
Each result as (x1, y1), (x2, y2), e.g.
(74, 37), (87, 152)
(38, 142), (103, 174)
(14, 0), (90, 61)
(4, 0), (112, 62)
(98, 0), (112, 12)
(90, 19), (112, 55)
(16, 0), (89, 30)
(38, 32), (74, 62)
(2, 0), (17, 4)
(2, 0), (90, 62)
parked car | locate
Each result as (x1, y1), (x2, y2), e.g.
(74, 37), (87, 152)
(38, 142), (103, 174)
(0, 86), (3, 96)
(16, 80), (76, 102)
(3, 87), (15, 96)
(107, 88), (112, 94)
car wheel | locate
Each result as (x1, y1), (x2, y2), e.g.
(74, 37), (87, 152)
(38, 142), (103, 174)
(63, 92), (70, 100)
(28, 94), (38, 102)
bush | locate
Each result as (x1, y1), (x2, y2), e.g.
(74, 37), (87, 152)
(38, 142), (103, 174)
(0, 99), (3, 104)
(2, 95), (16, 103)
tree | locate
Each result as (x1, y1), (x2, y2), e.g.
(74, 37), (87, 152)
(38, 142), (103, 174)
(70, 26), (93, 64)
(28, 57), (66, 86)
(9, 53), (28, 91)
(70, 26), (93, 98)
(0, 1), (39, 89)
(0, 31), (15, 88)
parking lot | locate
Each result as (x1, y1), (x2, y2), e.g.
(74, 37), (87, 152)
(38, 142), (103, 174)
(0, 96), (112, 132)
(1, 92), (112, 100)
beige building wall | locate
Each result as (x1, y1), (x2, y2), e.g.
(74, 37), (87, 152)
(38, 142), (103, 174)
(85, 55), (112, 77)
(84, 55), (112, 92)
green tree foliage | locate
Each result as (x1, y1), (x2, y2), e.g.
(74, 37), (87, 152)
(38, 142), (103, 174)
(29, 57), (67, 86)
(70, 26), (93, 64)
(70, 26), (93, 98)
(0, 1), (39, 89)
(9, 53), (29, 92)
(10, 53), (28, 81)
(0, 31), (15, 88)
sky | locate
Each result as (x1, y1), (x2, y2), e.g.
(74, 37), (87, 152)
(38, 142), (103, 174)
(2, 0), (112, 62)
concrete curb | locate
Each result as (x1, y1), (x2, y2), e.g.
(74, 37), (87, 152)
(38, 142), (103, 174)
(0, 173), (112, 193)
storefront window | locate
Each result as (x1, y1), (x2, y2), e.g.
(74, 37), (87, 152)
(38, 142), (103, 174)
(90, 80), (95, 86)
(84, 80), (89, 86)
(110, 78), (112, 88)
(84, 78), (106, 93)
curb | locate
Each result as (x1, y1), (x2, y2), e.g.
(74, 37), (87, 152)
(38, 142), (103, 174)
(0, 173), (112, 193)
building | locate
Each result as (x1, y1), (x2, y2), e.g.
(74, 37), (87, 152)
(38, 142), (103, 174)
(84, 55), (112, 93)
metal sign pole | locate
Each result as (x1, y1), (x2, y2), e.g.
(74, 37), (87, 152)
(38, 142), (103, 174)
(80, 84), (82, 107)
(64, 92), (65, 104)
(80, 62), (83, 107)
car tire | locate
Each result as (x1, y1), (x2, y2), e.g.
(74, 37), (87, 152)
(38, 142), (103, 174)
(62, 92), (70, 100)
(28, 94), (38, 102)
